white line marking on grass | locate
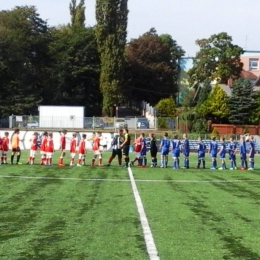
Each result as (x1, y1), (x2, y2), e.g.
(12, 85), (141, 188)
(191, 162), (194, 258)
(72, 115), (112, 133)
(0, 175), (260, 184)
(127, 167), (160, 260)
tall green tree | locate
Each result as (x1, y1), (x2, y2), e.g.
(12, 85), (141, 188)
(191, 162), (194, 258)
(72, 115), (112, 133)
(123, 29), (183, 105)
(228, 78), (258, 125)
(188, 32), (244, 86)
(197, 85), (229, 122)
(95, 0), (128, 116)
(48, 26), (101, 116)
(0, 6), (52, 116)
(155, 96), (176, 117)
(69, 0), (85, 27)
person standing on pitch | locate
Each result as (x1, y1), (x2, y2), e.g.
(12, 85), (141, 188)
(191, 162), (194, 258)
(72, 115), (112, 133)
(209, 136), (218, 170)
(131, 133), (142, 167)
(227, 137), (237, 170)
(139, 133), (147, 167)
(159, 133), (170, 168)
(149, 133), (158, 167)
(1, 132), (9, 164)
(239, 136), (247, 170)
(120, 128), (131, 168)
(182, 133), (190, 169)
(248, 135), (255, 170)
(171, 134), (181, 169)
(11, 129), (22, 164)
(196, 136), (206, 169)
(26, 132), (38, 165)
(106, 129), (123, 166)
(58, 129), (67, 166)
(218, 136), (226, 170)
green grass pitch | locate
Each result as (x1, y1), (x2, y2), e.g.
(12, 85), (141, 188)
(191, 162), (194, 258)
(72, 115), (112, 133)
(1, 151), (260, 260)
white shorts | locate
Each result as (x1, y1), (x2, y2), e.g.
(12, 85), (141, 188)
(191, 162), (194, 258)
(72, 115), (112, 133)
(78, 153), (85, 159)
(41, 151), (46, 156)
(30, 150), (36, 158)
(135, 152), (141, 158)
(46, 152), (53, 159)
(70, 153), (76, 158)
(94, 150), (101, 156)
(99, 146), (104, 152)
(2, 151), (7, 156)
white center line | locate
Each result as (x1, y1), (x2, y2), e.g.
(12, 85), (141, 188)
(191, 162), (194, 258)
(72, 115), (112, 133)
(127, 167), (160, 260)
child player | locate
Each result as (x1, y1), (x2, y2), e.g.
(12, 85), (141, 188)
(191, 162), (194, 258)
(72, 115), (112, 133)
(248, 135), (255, 170)
(218, 136), (226, 170)
(91, 132), (103, 166)
(209, 136), (218, 170)
(70, 133), (77, 166)
(46, 132), (54, 166)
(227, 137), (237, 170)
(131, 133), (142, 167)
(171, 134), (181, 169)
(1, 132), (9, 164)
(239, 135), (247, 170)
(58, 129), (67, 166)
(182, 133), (190, 169)
(149, 133), (158, 167)
(196, 136), (206, 169)
(159, 133), (170, 168)
(77, 134), (86, 167)
(139, 133), (147, 167)
(26, 132), (38, 165)
(40, 132), (48, 165)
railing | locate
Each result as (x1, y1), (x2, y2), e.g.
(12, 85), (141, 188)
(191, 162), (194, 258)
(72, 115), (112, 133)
(0, 116), (179, 130)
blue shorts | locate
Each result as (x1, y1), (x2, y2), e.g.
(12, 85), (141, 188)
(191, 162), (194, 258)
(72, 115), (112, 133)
(172, 152), (180, 158)
(141, 150), (147, 156)
(240, 154), (247, 160)
(249, 153), (255, 159)
(183, 152), (189, 158)
(229, 153), (235, 160)
(198, 152), (205, 159)
(219, 154), (225, 159)
(210, 153), (217, 158)
(161, 149), (169, 156)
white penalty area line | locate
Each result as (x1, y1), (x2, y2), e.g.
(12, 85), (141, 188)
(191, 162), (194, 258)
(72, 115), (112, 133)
(127, 167), (160, 260)
(0, 175), (260, 184)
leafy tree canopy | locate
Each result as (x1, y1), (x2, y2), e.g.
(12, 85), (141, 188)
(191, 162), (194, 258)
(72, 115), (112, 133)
(155, 96), (176, 117)
(197, 84), (229, 121)
(188, 32), (244, 86)
(228, 78), (258, 125)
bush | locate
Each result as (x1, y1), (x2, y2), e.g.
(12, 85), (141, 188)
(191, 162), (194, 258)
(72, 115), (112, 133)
(191, 118), (208, 134)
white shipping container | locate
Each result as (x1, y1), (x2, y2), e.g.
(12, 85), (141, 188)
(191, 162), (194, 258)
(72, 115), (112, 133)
(39, 106), (84, 128)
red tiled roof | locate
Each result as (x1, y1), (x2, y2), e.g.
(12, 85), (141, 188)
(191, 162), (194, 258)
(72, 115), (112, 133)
(240, 70), (258, 80)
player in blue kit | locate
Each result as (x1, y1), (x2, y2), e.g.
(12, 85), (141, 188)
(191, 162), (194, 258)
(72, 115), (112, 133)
(239, 136), (247, 170)
(182, 133), (190, 169)
(218, 137), (226, 170)
(248, 135), (255, 170)
(140, 133), (147, 167)
(197, 136), (206, 169)
(227, 137), (237, 170)
(159, 133), (170, 168)
(209, 136), (218, 170)
(171, 134), (181, 169)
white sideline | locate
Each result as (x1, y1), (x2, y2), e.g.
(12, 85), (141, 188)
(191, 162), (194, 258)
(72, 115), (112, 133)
(0, 175), (260, 183)
(127, 167), (160, 260)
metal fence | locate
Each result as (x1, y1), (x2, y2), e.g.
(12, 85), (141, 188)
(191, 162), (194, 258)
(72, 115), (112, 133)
(0, 115), (178, 130)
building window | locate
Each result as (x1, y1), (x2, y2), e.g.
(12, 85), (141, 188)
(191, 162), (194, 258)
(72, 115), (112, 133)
(249, 58), (259, 70)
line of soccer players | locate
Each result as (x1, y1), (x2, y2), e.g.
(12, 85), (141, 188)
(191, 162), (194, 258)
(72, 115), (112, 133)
(0, 129), (256, 170)
(158, 133), (256, 170)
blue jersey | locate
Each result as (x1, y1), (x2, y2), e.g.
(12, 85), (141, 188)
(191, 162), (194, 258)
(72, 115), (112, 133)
(249, 141), (255, 155)
(182, 139), (190, 154)
(219, 142), (226, 157)
(209, 141), (218, 155)
(198, 142), (206, 154)
(172, 139), (181, 152)
(161, 137), (170, 150)
(141, 138), (147, 155)
(240, 141), (246, 155)
(227, 142), (236, 155)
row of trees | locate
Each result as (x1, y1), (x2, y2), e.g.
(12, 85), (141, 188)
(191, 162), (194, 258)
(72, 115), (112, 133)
(0, 1), (185, 117)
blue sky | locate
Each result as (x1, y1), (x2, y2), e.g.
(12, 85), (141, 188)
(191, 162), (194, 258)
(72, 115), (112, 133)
(2, 0), (260, 56)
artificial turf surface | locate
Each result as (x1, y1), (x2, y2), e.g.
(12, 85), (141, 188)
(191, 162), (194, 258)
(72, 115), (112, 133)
(1, 152), (260, 260)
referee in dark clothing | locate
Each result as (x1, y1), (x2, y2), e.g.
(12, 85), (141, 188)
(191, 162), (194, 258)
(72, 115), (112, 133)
(150, 133), (158, 167)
